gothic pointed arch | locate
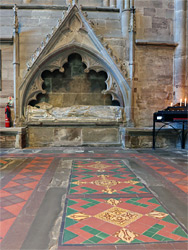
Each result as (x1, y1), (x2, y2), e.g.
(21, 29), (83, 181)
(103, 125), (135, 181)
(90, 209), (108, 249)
(18, 5), (131, 123)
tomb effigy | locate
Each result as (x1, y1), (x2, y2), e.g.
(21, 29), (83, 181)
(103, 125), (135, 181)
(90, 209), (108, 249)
(27, 103), (123, 124)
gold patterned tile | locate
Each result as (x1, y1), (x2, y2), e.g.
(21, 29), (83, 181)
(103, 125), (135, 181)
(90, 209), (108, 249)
(105, 198), (122, 206)
(75, 161), (122, 172)
(94, 207), (143, 227)
(146, 210), (168, 219)
(114, 228), (139, 243)
(67, 212), (91, 221)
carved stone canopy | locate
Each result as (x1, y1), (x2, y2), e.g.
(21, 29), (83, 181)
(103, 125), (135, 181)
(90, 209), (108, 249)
(18, 5), (131, 123)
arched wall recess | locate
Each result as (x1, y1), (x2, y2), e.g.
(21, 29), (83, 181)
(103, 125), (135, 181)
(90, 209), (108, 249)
(18, 5), (131, 124)
(22, 47), (126, 117)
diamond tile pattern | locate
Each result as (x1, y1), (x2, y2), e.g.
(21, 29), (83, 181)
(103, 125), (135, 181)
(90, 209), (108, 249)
(0, 157), (54, 243)
(59, 160), (188, 246)
(134, 154), (188, 193)
(60, 197), (188, 245)
(69, 173), (149, 195)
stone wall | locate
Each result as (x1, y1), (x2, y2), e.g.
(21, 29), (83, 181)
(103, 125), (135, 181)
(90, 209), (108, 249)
(135, 0), (174, 41)
(134, 45), (174, 127)
(0, 0), (187, 135)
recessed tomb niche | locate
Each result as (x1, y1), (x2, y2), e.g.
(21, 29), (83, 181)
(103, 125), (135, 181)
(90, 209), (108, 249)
(29, 53), (118, 108)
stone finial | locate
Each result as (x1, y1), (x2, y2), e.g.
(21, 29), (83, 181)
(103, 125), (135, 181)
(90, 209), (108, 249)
(13, 4), (19, 32)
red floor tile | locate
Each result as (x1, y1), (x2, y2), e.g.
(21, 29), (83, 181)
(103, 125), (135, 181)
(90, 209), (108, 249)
(15, 190), (33, 200)
(4, 201), (26, 216)
(0, 217), (16, 238)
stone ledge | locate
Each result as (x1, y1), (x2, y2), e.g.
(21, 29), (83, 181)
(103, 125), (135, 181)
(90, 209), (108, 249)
(0, 5), (119, 12)
(124, 127), (187, 149)
(0, 127), (27, 148)
(135, 40), (178, 47)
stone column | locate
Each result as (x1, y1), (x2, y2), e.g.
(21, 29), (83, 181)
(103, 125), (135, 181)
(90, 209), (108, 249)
(103, 0), (109, 7)
(121, 0), (129, 37)
(110, 0), (116, 8)
(13, 5), (20, 126)
(174, 0), (187, 103)
(117, 0), (124, 11)
(129, 0), (135, 80)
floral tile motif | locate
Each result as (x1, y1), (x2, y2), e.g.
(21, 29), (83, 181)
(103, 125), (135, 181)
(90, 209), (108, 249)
(72, 160), (131, 173)
(59, 197), (188, 245)
(94, 207), (143, 227)
(69, 173), (149, 195)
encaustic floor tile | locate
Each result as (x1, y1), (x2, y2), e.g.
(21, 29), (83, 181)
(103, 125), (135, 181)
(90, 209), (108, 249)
(69, 173), (149, 195)
(72, 160), (131, 173)
(59, 197), (188, 246)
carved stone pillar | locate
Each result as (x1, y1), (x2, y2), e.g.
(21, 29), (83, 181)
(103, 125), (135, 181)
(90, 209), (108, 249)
(117, 0), (124, 10)
(103, 0), (109, 7)
(13, 5), (20, 126)
(110, 0), (116, 8)
(121, 0), (129, 37)
(174, 0), (187, 103)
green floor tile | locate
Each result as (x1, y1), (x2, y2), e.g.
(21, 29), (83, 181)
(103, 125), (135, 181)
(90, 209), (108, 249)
(82, 175), (94, 179)
(143, 231), (156, 237)
(81, 225), (94, 233)
(116, 239), (128, 244)
(162, 215), (178, 225)
(69, 189), (78, 194)
(81, 204), (91, 209)
(66, 207), (78, 216)
(90, 228), (102, 235)
(152, 234), (166, 241)
(63, 229), (78, 243)
(67, 199), (78, 206)
(135, 183), (144, 186)
(148, 198), (160, 204)
(132, 239), (143, 243)
(82, 240), (93, 244)
(172, 227), (188, 238)
(65, 218), (78, 228)
(97, 232), (109, 239)
(70, 184), (78, 188)
(89, 236), (102, 243)
(155, 206), (168, 213)
(139, 187), (149, 193)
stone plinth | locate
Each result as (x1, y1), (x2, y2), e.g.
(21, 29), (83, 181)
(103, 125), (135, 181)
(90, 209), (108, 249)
(0, 127), (27, 148)
(27, 126), (121, 147)
(124, 127), (188, 149)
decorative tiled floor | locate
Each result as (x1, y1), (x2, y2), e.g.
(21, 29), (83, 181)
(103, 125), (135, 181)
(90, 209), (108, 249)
(60, 197), (187, 245)
(59, 160), (188, 247)
(134, 154), (188, 193)
(0, 157), (54, 243)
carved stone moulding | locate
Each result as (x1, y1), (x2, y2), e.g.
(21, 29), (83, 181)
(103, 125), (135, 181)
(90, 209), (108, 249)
(24, 49), (124, 115)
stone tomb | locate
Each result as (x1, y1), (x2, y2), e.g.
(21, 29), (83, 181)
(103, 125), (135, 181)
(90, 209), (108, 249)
(26, 54), (124, 147)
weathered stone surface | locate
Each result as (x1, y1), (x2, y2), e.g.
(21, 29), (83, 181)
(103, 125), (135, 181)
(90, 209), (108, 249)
(27, 104), (123, 124)
(144, 8), (156, 16)
(124, 128), (181, 148)
(27, 126), (121, 147)
(82, 127), (119, 143)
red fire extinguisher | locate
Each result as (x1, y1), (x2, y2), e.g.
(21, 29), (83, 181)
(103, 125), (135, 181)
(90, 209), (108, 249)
(5, 103), (11, 127)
